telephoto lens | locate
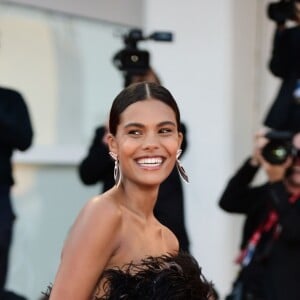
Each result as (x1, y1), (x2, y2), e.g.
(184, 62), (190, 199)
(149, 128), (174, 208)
(261, 130), (294, 165)
(262, 140), (292, 164)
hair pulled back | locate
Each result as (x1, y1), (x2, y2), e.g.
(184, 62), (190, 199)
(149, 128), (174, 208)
(109, 82), (181, 136)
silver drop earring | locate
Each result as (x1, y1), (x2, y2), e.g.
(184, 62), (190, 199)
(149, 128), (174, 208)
(109, 152), (121, 187)
(176, 149), (189, 183)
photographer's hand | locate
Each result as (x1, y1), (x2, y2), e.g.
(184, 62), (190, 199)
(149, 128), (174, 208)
(293, 132), (300, 149)
(250, 129), (269, 167)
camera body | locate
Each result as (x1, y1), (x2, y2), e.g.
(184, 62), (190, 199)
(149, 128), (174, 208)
(113, 48), (150, 74)
(267, 0), (300, 24)
(113, 29), (173, 76)
(262, 130), (295, 164)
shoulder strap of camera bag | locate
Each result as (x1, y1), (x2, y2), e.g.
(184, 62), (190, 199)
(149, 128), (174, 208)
(235, 192), (300, 267)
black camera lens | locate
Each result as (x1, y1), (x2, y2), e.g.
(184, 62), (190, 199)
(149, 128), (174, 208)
(262, 140), (292, 165)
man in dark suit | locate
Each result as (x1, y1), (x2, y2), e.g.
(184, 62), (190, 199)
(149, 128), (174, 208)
(264, 2), (300, 132)
(0, 86), (33, 300)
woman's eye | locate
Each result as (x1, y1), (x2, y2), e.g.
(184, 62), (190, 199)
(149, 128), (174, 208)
(159, 128), (173, 134)
(128, 130), (142, 136)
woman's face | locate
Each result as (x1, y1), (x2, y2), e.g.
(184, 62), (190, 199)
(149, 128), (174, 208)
(108, 99), (182, 187)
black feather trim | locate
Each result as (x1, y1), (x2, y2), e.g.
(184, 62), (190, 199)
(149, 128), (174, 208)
(42, 252), (215, 300)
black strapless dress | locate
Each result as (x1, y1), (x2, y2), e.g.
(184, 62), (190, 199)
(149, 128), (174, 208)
(42, 252), (214, 300)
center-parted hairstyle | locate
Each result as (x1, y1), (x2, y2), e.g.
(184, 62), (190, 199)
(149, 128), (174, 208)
(109, 82), (181, 136)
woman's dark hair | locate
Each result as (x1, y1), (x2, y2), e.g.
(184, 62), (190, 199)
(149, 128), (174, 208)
(109, 82), (181, 135)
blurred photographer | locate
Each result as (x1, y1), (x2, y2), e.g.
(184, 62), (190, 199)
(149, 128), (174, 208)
(264, 0), (300, 132)
(219, 129), (300, 300)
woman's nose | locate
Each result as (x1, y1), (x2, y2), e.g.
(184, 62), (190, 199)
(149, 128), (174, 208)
(142, 133), (160, 150)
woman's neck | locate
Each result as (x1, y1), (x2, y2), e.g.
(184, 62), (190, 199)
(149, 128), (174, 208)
(115, 182), (160, 219)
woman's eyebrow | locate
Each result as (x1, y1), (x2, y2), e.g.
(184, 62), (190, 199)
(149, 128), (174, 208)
(124, 122), (144, 129)
(158, 121), (177, 127)
(124, 121), (176, 128)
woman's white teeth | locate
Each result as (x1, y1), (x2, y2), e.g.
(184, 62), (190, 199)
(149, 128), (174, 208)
(137, 157), (163, 166)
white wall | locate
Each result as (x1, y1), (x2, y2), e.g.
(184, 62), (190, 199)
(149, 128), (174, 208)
(2, 1), (280, 299)
(2, 0), (143, 27)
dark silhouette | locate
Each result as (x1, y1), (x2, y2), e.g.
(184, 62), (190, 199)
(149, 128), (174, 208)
(264, 4), (300, 132)
(0, 87), (33, 300)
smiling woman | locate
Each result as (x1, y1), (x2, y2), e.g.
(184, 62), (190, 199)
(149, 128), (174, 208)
(46, 82), (215, 300)
(108, 98), (182, 187)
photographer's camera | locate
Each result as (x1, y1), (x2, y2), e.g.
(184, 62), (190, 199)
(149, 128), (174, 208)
(262, 130), (294, 164)
(113, 28), (173, 82)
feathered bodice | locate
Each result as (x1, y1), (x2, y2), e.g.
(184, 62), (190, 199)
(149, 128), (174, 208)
(42, 252), (213, 300)
(95, 252), (212, 300)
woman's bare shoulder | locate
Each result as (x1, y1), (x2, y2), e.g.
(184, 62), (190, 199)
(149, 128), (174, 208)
(161, 223), (180, 255)
(76, 190), (122, 229)
(62, 190), (123, 252)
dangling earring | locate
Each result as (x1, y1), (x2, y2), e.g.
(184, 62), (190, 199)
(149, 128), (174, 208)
(176, 149), (189, 183)
(109, 152), (121, 187)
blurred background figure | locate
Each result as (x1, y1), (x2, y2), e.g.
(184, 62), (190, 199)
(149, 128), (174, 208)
(0, 86), (33, 300)
(264, 0), (300, 132)
(78, 67), (191, 252)
(219, 129), (300, 300)
(220, 3), (300, 297)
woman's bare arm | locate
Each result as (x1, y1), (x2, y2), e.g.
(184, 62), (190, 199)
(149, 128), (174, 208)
(50, 196), (121, 300)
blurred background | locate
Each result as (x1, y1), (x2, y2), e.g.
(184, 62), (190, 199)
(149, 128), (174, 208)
(0, 0), (282, 299)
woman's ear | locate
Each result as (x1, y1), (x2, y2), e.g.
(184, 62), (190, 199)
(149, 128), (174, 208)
(106, 133), (118, 154)
(178, 132), (183, 149)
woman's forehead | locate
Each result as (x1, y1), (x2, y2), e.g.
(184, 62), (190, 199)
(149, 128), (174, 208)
(119, 99), (176, 123)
